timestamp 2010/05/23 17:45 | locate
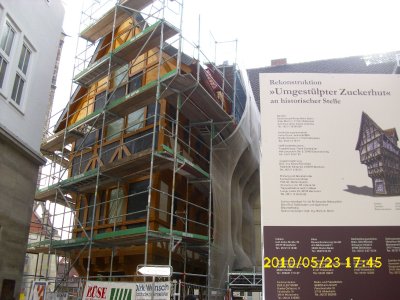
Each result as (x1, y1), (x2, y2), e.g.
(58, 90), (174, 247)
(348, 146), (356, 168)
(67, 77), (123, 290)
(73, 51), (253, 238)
(264, 256), (382, 269)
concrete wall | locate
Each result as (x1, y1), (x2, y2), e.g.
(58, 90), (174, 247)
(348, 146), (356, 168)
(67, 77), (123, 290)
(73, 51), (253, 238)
(0, 0), (64, 151)
(0, 134), (40, 299)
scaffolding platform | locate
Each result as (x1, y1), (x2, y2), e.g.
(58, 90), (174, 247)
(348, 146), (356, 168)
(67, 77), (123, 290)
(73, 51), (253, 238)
(80, 0), (155, 43)
(158, 144), (209, 179)
(41, 109), (117, 155)
(26, 239), (51, 254)
(41, 129), (84, 153)
(60, 168), (111, 192)
(101, 148), (169, 179)
(35, 186), (74, 206)
(27, 227), (208, 254)
(107, 69), (177, 117)
(41, 151), (70, 168)
(228, 271), (263, 292)
(75, 20), (178, 86)
(167, 73), (236, 140)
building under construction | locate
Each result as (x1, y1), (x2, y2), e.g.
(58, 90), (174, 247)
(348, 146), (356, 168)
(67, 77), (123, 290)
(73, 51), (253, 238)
(26, 0), (261, 298)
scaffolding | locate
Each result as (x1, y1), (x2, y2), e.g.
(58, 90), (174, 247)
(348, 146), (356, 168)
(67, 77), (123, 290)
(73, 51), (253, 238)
(25, 0), (252, 298)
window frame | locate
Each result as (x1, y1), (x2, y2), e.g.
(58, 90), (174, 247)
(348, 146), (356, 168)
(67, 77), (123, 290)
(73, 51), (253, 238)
(0, 19), (17, 93)
(10, 41), (32, 106)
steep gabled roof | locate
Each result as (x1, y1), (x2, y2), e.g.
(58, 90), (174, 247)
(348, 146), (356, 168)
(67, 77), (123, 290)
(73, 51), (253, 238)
(355, 112), (383, 151)
(355, 112), (400, 151)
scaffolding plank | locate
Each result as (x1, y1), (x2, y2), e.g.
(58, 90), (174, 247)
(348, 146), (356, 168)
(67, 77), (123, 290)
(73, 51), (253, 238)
(41, 129), (84, 153)
(101, 148), (170, 179)
(35, 183), (59, 201)
(158, 227), (208, 242)
(60, 168), (99, 190)
(169, 73), (232, 123)
(68, 109), (109, 131)
(73, 53), (124, 87)
(106, 69), (178, 117)
(167, 73), (236, 140)
(51, 227), (148, 250)
(42, 152), (70, 168)
(80, 0), (155, 43)
(161, 144), (209, 179)
(40, 110), (108, 154)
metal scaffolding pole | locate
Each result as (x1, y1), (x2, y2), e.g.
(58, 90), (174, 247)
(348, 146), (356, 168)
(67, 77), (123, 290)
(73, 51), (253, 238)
(144, 0), (167, 265)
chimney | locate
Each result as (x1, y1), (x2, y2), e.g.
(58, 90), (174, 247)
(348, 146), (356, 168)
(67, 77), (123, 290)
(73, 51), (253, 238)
(271, 58), (287, 66)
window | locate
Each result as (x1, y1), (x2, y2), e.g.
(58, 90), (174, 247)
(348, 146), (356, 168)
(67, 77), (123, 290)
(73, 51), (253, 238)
(109, 188), (125, 224)
(94, 91), (106, 111)
(18, 44), (31, 74)
(0, 23), (15, 56)
(0, 56), (7, 88)
(98, 192), (106, 225)
(86, 194), (95, 226)
(11, 43), (31, 105)
(126, 107), (145, 133)
(106, 118), (123, 140)
(0, 22), (16, 89)
(128, 72), (143, 93)
(126, 180), (149, 220)
(146, 102), (158, 125)
(77, 197), (85, 226)
(113, 64), (128, 87)
(11, 73), (24, 104)
(108, 84), (126, 104)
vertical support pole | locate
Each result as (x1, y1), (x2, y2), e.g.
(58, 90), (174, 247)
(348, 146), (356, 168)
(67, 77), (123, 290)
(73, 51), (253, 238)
(168, 93), (181, 266)
(176, 0), (184, 73)
(197, 15), (201, 82)
(151, 276), (156, 300)
(86, 0), (120, 283)
(109, 181), (120, 279)
(145, 0), (166, 265)
(232, 39), (238, 119)
(207, 122), (214, 300)
(46, 197), (58, 281)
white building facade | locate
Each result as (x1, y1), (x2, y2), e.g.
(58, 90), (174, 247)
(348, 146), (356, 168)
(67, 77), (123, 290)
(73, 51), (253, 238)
(0, 1), (64, 299)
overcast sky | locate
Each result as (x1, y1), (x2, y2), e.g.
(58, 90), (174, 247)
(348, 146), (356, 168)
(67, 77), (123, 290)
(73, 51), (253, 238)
(54, 0), (400, 111)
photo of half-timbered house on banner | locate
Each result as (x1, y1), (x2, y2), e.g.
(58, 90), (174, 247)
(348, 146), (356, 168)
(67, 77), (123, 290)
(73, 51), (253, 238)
(356, 112), (400, 196)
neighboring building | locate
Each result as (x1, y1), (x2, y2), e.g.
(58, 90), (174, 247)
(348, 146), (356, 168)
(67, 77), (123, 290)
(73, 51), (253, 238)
(247, 51), (400, 110)
(355, 112), (400, 196)
(0, 1), (64, 299)
(22, 204), (58, 299)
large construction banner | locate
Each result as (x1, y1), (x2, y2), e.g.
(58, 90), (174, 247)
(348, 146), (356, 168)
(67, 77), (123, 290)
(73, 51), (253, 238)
(259, 73), (400, 299)
(82, 281), (170, 300)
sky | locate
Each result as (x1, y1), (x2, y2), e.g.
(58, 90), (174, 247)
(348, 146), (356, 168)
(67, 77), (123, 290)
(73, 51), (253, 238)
(55, 0), (400, 110)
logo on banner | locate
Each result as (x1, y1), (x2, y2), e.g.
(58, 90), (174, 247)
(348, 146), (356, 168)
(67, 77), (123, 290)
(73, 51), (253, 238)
(85, 285), (108, 299)
(135, 282), (170, 300)
(110, 288), (132, 300)
(28, 281), (47, 300)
